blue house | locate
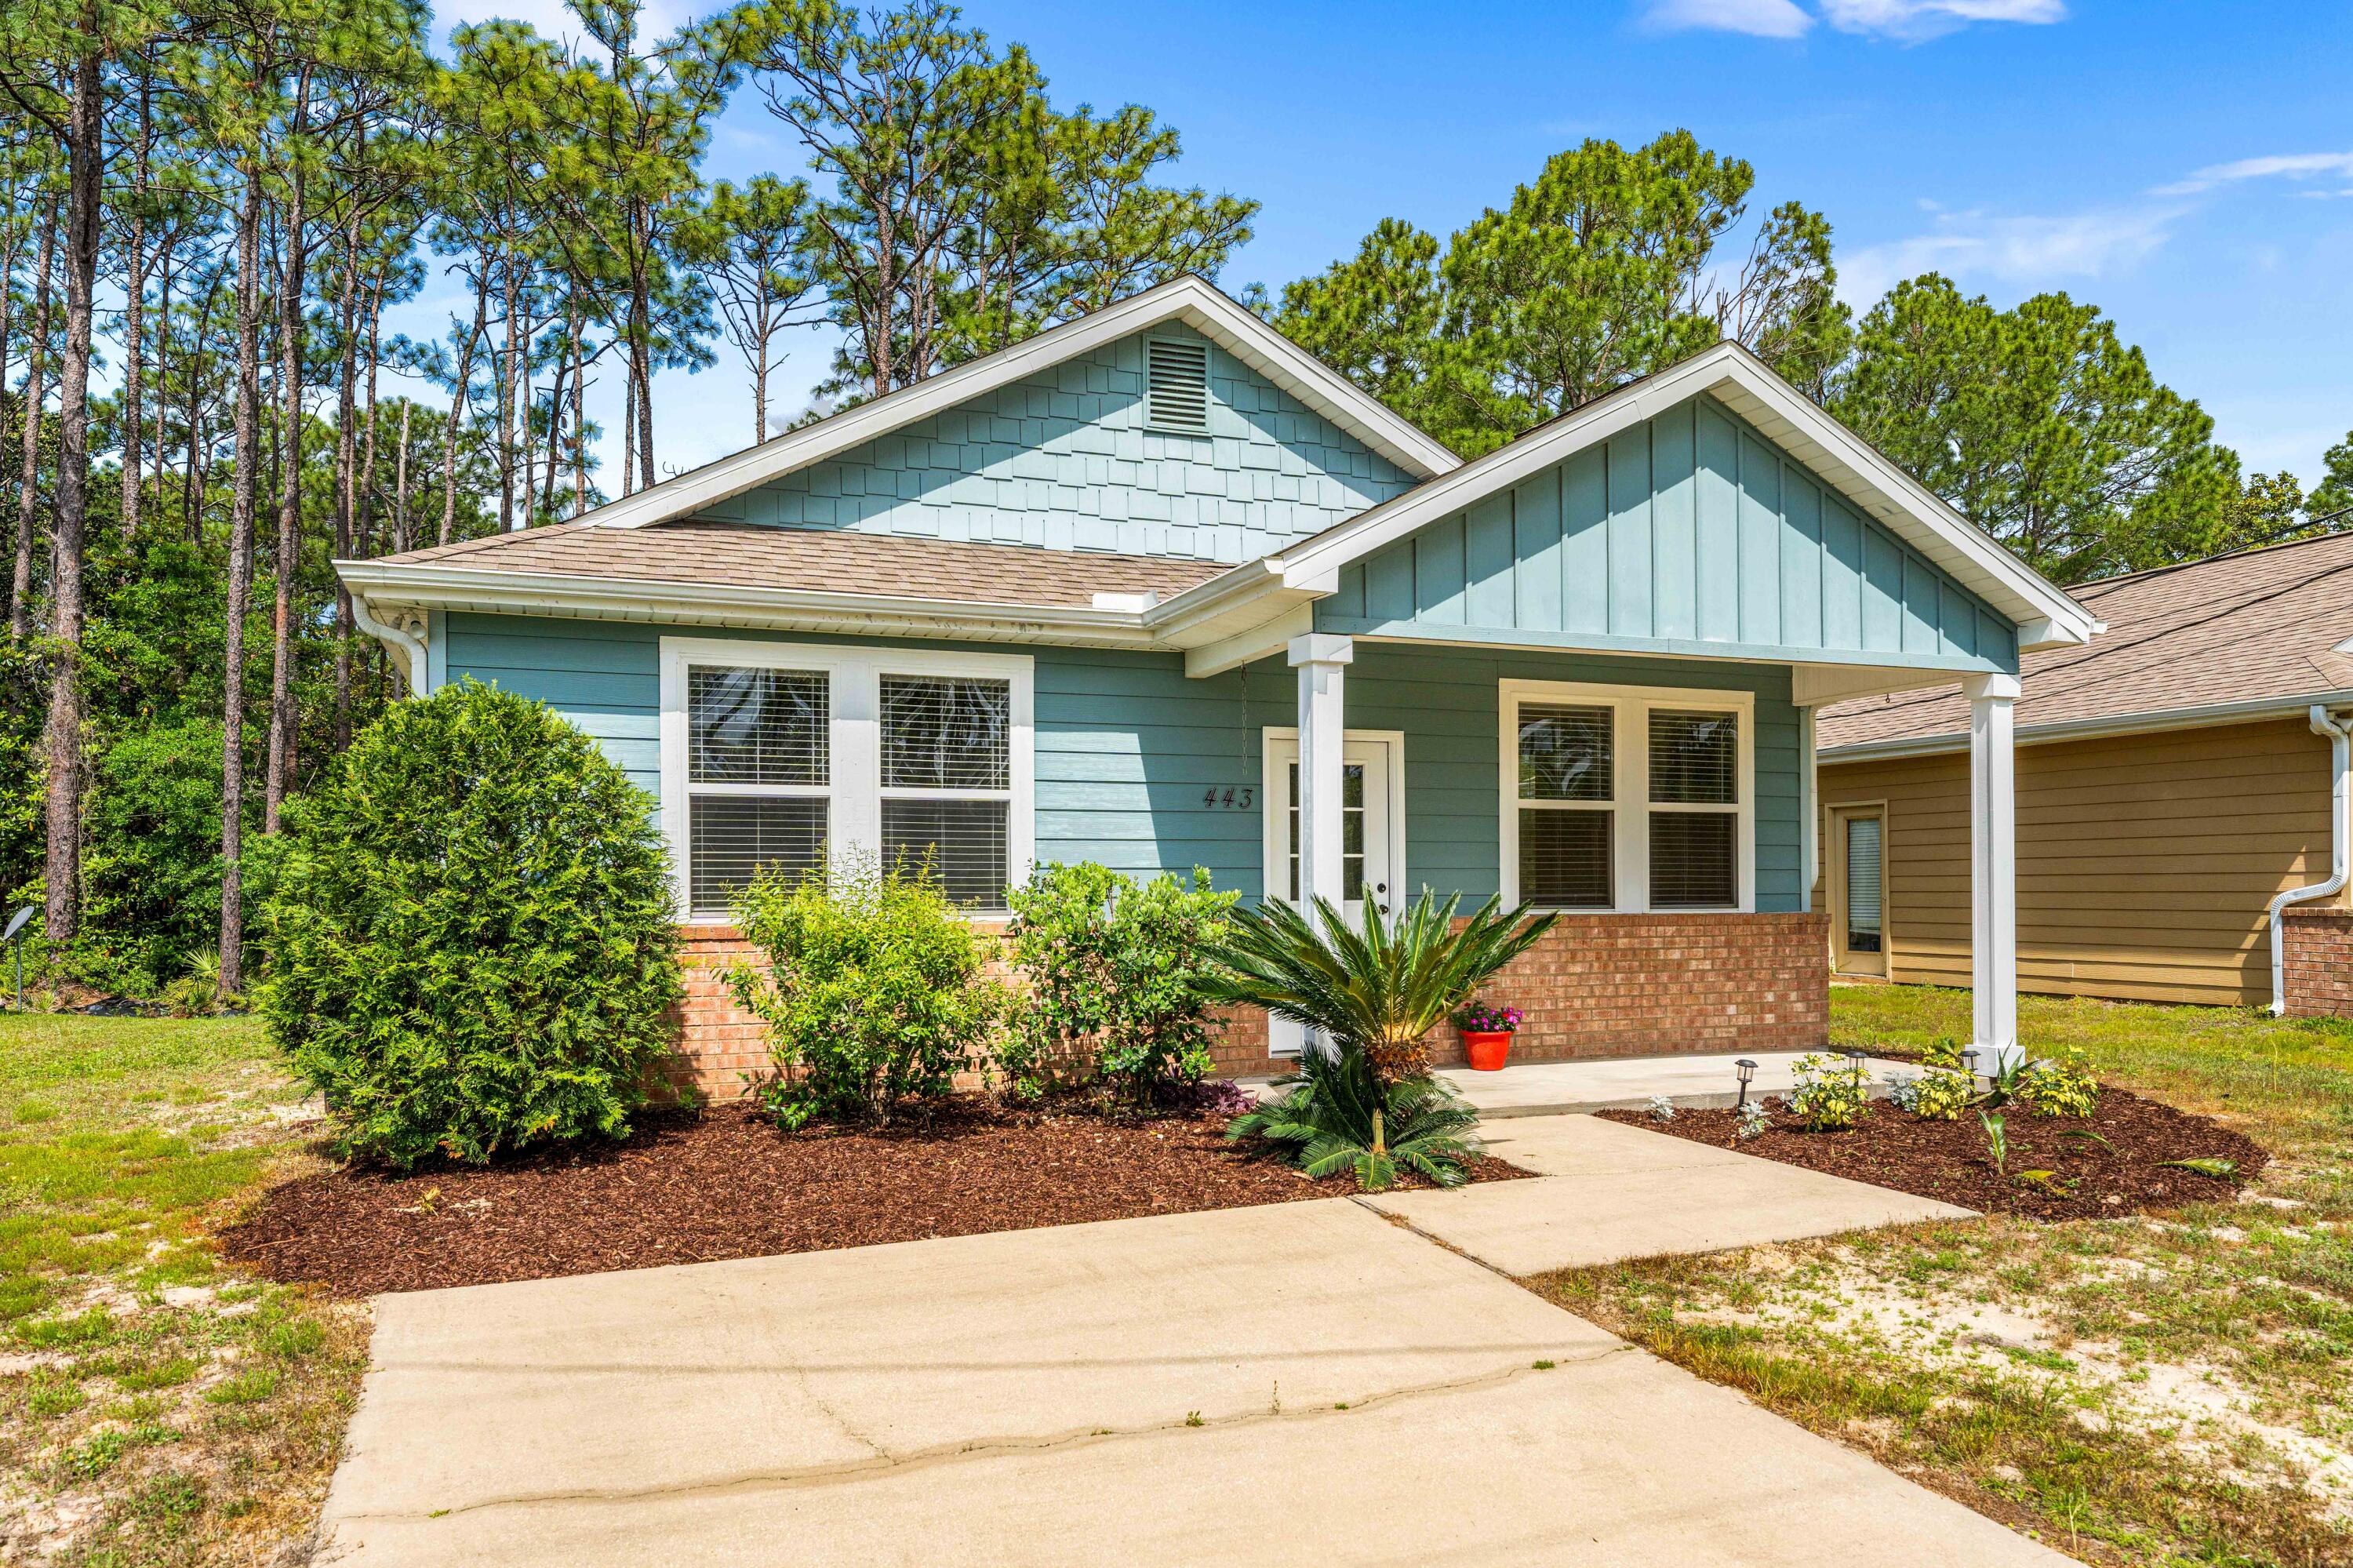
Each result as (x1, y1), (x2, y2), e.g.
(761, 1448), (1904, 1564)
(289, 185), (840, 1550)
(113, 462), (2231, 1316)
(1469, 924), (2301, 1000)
(340, 278), (2094, 1090)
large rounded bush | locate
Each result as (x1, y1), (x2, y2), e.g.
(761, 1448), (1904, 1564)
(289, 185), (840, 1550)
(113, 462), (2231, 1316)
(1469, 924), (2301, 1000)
(260, 679), (683, 1168)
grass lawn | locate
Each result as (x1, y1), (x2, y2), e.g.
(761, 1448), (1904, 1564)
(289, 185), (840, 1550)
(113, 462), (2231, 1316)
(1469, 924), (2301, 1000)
(1539, 987), (2353, 1568)
(0, 1012), (364, 1567)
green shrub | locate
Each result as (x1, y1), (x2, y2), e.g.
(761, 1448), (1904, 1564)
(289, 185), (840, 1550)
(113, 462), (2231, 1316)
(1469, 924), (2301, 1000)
(1004, 862), (1237, 1104)
(1787, 1053), (1869, 1132)
(2019, 1046), (2099, 1118)
(258, 679), (683, 1169)
(1225, 1045), (1482, 1191)
(1909, 1068), (1972, 1121)
(728, 853), (1009, 1128)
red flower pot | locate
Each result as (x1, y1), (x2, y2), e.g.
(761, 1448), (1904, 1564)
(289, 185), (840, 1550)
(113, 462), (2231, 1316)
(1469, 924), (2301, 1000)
(1462, 1029), (1513, 1071)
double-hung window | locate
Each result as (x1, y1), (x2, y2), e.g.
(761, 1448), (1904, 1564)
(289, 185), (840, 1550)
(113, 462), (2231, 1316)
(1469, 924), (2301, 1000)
(1501, 680), (1753, 912)
(662, 638), (1034, 920)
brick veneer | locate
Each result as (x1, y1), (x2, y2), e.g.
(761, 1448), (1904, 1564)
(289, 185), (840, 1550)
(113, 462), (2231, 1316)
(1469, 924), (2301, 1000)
(668, 912), (1829, 1101)
(2280, 906), (2353, 1018)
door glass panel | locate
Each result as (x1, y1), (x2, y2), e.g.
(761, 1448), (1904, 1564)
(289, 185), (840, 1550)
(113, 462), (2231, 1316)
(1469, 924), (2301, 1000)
(1845, 816), (1883, 953)
(1287, 761), (1368, 902)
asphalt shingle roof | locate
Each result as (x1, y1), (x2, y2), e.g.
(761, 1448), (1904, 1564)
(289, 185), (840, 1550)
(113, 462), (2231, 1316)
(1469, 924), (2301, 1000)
(1817, 530), (2353, 754)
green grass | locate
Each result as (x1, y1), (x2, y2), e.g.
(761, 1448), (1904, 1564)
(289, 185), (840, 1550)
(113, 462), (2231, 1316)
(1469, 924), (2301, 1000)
(0, 1010), (367, 1567)
(1538, 987), (2353, 1568)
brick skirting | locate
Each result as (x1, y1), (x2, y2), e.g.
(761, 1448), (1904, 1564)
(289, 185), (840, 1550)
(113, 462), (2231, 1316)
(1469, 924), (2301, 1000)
(668, 912), (1830, 1101)
(2280, 905), (2353, 1018)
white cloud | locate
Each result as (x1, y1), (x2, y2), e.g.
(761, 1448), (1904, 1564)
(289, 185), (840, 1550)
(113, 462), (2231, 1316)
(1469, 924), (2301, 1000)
(1638, 0), (1814, 38)
(1641, 0), (2061, 40)
(1819, 0), (2064, 39)
(1840, 205), (2182, 304)
(2155, 151), (2353, 197)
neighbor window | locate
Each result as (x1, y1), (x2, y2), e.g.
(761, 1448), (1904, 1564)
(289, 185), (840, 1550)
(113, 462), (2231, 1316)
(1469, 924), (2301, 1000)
(662, 640), (1033, 919)
(1503, 682), (1751, 912)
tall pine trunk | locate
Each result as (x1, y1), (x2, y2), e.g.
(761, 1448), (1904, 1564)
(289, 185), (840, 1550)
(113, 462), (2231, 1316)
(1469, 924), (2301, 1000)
(331, 208), (358, 751)
(119, 63), (152, 544)
(264, 96), (309, 833)
(220, 166), (264, 999)
(437, 269), (486, 546)
(9, 194), (56, 643)
(42, 31), (105, 944)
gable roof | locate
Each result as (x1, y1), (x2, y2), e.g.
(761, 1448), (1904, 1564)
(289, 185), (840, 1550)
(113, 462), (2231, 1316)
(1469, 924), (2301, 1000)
(1258, 340), (2096, 654)
(1817, 529), (2353, 759)
(578, 275), (1462, 533)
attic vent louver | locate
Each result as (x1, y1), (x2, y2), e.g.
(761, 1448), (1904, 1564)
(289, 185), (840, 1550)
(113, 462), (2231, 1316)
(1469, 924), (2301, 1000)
(1146, 339), (1211, 435)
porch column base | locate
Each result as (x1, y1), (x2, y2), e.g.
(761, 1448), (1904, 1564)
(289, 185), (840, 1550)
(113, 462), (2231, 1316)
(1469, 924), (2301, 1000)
(1965, 671), (2021, 1072)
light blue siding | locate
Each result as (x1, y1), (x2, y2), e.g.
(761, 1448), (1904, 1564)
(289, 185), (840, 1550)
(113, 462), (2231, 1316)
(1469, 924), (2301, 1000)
(1320, 393), (2021, 674)
(696, 325), (1419, 564)
(439, 614), (1806, 912)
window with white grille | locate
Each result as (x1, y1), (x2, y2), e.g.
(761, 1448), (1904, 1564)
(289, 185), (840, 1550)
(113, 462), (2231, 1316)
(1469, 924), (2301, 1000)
(1145, 338), (1211, 434)
(661, 640), (1034, 920)
(1501, 681), (1753, 912)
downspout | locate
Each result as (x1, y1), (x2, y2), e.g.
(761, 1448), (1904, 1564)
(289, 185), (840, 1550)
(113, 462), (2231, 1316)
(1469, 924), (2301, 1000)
(349, 595), (428, 694)
(2268, 704), (2351, 1015)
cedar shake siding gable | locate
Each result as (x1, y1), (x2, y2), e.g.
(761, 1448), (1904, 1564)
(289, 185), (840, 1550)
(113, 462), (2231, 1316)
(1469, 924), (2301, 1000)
(1314, 392), (2020, 675)
(693, 326), (1421, 564)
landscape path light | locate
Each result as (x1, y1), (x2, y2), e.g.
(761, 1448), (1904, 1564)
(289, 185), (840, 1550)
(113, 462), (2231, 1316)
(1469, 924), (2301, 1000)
(1734, 1057), (1757, 1111)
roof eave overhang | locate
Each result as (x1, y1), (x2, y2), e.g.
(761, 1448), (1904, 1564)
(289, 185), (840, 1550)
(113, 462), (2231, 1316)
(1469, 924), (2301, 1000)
(1819, 689), (2353, 764)
(1264, 342), (2098, 656)
(336, 559), (1168, 651)
(566, 277), (1461, 534)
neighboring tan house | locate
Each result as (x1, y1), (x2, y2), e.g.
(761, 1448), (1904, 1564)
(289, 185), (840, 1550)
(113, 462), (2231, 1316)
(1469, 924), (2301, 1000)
(1816, 531), (2353, 1015)
(337, 277), (2093, 1097)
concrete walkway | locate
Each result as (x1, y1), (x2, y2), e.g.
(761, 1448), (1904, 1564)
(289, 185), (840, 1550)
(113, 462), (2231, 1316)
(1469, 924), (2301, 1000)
(1441, 1049), (1911, 1118)
(1367, 1113), (1974, 1275)
(318, 1137), (2044, 1567)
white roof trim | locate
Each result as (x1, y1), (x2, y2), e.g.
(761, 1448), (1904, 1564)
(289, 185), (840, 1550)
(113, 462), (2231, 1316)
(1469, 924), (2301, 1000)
(1266, 341), (2097, 653)
(1819, 689), (2353, 763)
(580, 276), (1460, 533)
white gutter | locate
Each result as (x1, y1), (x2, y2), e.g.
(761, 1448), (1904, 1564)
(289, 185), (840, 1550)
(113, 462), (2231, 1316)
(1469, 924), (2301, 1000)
(2269, 704), (2351, 1015)
(349, 596), (427, 689)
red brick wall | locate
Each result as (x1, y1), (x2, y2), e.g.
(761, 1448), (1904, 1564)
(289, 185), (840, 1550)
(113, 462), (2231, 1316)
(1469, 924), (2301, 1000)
(2281, 906), (2353, 1018)
(670, 912), (1828, 1100)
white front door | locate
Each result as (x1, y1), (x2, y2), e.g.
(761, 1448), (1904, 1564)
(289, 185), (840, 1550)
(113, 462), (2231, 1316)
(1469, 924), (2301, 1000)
(1264, 733), (1399, 1057)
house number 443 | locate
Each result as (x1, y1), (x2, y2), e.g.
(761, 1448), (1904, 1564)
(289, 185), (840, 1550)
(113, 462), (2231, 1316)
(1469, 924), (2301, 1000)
(1200, 787), (1255, 809)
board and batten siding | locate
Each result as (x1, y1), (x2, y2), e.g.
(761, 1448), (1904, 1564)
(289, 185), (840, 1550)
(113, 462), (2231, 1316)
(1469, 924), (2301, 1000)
(437, 613), (1806, 911)
(1817, 718), (2339, 1007)
(693, 325), (1419, 564)
(1317, 392), (2020, 675)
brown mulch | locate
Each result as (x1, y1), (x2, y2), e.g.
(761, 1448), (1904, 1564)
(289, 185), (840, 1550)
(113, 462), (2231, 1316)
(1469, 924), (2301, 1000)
(1598, 1086), (2269, 1220)
(220, 1101), (1526, 1297)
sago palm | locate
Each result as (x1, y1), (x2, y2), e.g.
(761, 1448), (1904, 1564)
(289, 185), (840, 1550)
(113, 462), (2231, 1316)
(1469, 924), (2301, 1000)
(1207, 890), (1558, 1085)
(1225, 1045), (1482, 1191)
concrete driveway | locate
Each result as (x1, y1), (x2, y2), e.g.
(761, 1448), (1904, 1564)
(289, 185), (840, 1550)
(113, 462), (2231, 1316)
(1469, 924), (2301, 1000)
(318, 1181), (2062, 1566)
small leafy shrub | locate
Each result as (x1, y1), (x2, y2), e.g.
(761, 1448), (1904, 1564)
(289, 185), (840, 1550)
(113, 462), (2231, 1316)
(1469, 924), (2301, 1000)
(1158, 1076), (1255, 1118)
(2018, 1046), (2099, 1118)
(1226, 1044), (1482, 1191)
(1787, 1053), (1869, 1132)
(1004, 862), (1238, 1104)
(161, 947), (229, 1017)
(729, 853), (1009, 1128)
(260, 680), (683, 1168)
(1887, 1067), (1971, 1121)
(1735, 1099), (1771, 1141)
(1645, 1093), (1677, 1122)
(1922, 1035), (1967, 1071)
(1453, 1000), (1523, 1033)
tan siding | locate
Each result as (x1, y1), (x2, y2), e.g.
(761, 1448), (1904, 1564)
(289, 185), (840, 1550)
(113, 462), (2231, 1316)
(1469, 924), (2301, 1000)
(1817, 717), (2336, 1007)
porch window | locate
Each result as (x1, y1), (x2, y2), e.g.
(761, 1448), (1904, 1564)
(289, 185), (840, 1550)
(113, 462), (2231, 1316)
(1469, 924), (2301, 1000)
(660, 638), (1035, 921)
(1500, 680), (1755, 913)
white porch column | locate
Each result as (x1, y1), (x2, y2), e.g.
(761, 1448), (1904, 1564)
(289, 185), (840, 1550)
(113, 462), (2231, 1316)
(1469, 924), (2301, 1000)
(1964, 671), (2022, 1072)
(1289, 633), (1354, 912)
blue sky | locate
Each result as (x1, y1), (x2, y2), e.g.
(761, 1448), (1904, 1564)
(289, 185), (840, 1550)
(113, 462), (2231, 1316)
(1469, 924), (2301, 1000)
(422, 0), (2353, 493)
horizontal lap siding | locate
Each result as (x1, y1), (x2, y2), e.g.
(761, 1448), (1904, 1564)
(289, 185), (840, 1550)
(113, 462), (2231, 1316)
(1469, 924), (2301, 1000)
(439, 614), (1808, 912)
(1819, 718), (2335, 1006)
(1322, 392), (2020, 675)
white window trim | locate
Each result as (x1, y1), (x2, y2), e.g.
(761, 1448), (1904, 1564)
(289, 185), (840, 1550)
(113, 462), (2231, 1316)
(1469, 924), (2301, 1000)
(1260, 727), (1408, 908)
(1498, 678), (1755, 914)
(659, 635), (1035, 920)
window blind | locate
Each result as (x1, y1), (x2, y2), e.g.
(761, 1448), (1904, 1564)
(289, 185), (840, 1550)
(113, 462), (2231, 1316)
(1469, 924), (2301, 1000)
(1649, 813), (1737, 908)
(1518, 704), (1613, 800)
(881, 675), (1013, 908)
(689, 667), (827, 784)
(1648, 711), (1737, 805)
(1519, 810), (1613, 908)
(882, 800), (1009, 907)
(1845, 816), (1883, 951)
(689, 797), (827, 914)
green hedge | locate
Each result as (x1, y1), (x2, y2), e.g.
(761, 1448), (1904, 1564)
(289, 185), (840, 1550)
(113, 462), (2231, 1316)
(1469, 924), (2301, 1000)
(258, 680), (683, 1168)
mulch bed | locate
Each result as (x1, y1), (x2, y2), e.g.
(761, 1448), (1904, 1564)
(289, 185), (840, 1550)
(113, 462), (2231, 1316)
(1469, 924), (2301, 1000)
(1599, 1086), (2269, 1220)
(221, 1101), (1525, 1297)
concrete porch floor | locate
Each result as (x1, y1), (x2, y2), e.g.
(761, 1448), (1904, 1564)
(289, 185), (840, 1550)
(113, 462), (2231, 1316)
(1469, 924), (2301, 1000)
(1245, 1050), (1910, 1119)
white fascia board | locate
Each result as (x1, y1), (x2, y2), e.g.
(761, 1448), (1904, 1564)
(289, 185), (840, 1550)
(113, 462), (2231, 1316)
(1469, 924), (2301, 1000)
(1817, 688), (2353, 764)
(576, 278), (1457, 533)
(1267, 342), (2097, 653)
(334, 560), (1162, 650)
